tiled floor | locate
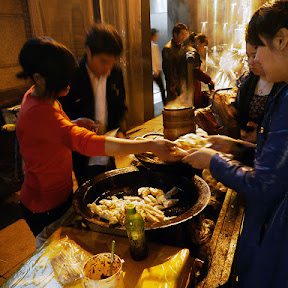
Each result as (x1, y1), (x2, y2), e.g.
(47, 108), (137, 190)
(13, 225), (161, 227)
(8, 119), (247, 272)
(0, 173), (79, 285)
(0, 189), (35, 285)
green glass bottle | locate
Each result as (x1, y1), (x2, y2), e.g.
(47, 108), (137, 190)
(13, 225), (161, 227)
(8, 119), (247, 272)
(124, 204), (148, 261)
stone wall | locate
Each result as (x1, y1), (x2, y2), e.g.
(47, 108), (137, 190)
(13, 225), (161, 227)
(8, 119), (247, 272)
(0, 0), (31, 109)
(0, 0), (95, 110)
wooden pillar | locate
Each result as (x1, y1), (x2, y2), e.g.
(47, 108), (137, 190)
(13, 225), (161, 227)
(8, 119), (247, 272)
(100, 0), (153, 128)
(141, 0), (154, 123)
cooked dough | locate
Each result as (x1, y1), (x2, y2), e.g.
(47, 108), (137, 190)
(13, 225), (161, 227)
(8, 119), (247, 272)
(87, 186), (179, 225)
(175, 133), (209, 150)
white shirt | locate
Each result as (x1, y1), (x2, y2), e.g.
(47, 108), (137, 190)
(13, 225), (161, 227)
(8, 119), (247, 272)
(86, 65), (109, 166)
(151, 41), (162, 75)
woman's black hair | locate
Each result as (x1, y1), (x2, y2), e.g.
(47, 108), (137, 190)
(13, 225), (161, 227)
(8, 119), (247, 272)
(85, 23), (123, 56)
(17, 37), (77, 94)
(185, 32), (208, 48)
(195, 33), (208, 46)
(247, 1), (288, 46)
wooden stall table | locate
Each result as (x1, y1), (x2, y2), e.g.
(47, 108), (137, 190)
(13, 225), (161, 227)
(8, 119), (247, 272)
(63, 226), (193, 287)
(1, 224), (194, 287)
(2, 115), (244, 288)
(117, 116), (245, 287)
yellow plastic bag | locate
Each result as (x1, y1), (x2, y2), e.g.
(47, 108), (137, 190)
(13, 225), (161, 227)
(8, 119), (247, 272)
(135, 248), (193, 288)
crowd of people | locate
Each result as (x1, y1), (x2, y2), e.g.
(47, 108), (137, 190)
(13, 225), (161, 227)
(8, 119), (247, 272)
(161, 23), (215, 108)
(15, 0), (288, 287)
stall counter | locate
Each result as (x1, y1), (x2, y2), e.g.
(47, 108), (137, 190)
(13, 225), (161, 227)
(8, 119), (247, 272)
(1, 226), (194, 288)
(1, 115), (244, 288)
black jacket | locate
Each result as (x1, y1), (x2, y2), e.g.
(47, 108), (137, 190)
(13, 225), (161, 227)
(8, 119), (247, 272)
(162, 39), (185, 100)
(59, 57), (127, 184)
(59, 58), (127, 132)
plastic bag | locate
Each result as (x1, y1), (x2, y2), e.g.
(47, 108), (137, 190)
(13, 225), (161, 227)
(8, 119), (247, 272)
(50, 236), (91, 285)
(195, 106), (223, 135)
(190, 219), (215, 245)
(1, 233), (92, 287)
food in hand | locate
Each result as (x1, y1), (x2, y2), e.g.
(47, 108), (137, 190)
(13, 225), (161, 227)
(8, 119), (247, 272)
(175, 133), (209, 151)
(87, 187), (179, 225)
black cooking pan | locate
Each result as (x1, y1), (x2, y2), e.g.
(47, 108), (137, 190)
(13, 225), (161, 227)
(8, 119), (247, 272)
(73, 166), (210, 235)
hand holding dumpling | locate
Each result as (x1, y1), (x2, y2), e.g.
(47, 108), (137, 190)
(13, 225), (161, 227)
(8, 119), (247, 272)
(182, 147), (218, 170)
(151, 139), (187, 163)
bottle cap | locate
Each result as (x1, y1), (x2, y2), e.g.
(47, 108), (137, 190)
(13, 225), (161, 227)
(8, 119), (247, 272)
(126, 204), (136, 215)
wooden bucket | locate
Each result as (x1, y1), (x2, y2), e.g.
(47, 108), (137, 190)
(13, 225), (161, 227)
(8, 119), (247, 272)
(162, 106), (196, 141)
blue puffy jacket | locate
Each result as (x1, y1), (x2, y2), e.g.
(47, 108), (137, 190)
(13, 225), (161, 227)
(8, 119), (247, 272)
(210, 83), (288, 288)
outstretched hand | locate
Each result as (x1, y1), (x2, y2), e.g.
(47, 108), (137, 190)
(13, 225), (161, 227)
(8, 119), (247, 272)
(182, 147), (218, 170)
(207, 135), (237, 154)
(208, 80), (215, 91)
(73, 118), (99, 133)
(152, 139), (187, 163)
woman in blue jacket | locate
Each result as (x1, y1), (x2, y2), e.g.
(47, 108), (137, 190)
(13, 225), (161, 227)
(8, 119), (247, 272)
(183, 2), (288, 287)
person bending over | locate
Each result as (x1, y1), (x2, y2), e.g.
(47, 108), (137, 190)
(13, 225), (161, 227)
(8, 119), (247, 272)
(17, 37), (183, 245)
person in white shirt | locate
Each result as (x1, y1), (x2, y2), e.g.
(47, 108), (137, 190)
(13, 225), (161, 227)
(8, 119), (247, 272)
(59, 23), (127, 185)
(151, 28), (166, 106)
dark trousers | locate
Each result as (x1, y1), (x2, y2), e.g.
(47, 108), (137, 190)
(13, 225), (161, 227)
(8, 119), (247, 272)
(153, 74), (166, 106)
(20, 193), (72, 237)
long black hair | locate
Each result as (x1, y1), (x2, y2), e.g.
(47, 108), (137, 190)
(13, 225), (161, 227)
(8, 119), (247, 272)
(17, 37), (77, 94)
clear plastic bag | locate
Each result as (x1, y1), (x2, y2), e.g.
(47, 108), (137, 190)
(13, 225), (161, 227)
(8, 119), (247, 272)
(1, 233), (92, 287)
(50, 236), (91, 286)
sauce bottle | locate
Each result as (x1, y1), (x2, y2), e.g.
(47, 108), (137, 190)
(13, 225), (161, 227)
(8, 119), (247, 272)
(124, 204), (148, 261)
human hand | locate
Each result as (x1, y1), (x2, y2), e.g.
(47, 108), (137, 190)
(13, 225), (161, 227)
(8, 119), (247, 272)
(153, 71), (159, 77)
(182, 148), (218, 169)
(207, 135), (237, 154)
(240, 121), (258, 144)
(73, 118), (99, 133)
(151, 139), (187, 162)
(208, 80), (215, 91)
